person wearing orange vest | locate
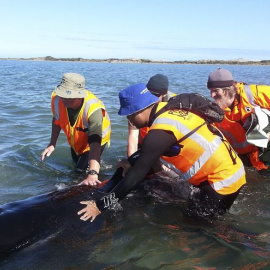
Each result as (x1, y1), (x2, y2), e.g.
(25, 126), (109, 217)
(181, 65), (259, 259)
(207, 68), (270, 172)
(127, 74), (176, 173)
(41, 73), (111, 186)
(127, 74), (174, 157)
(78, 83), (246, 222)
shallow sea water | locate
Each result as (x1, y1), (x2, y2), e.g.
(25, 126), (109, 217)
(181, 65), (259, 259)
(0, 60), (270, 269)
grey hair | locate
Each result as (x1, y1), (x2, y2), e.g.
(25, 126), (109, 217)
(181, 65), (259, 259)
(223, 86), (236, 99)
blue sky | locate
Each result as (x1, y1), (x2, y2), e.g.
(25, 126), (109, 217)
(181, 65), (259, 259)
(1, 0), (270, 61)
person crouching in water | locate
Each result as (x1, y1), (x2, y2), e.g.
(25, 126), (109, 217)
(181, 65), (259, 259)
(207, 68), (270, 173)
(127, 74), (176, 157)
(41, 73), (111, 186)
(78, 83), (246, 221)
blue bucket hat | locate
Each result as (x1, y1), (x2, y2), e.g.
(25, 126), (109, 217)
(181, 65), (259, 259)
(118, 83), (159, 116)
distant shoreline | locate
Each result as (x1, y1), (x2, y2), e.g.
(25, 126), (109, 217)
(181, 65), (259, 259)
(1, 56), (270, 65)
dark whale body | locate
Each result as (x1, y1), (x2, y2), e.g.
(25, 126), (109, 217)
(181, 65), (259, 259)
(0, 168), (123, 256)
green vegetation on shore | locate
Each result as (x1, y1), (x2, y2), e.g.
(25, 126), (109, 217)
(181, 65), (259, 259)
(1, 56), (270, 65)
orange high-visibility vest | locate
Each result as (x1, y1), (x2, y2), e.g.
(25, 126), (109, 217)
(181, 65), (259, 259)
(138, 127), (149, 145)
(51, 91), (111, 155)
(150, 103), (246, 195)
(215, 83), (270, 154)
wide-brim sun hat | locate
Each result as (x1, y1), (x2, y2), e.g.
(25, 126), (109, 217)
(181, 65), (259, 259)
(207, 68), (234, 89)
(54, 73), (87, 98)
(118, 83), (159, 116)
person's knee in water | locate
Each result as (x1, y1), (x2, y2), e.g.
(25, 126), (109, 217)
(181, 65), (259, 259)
(186, 181), (240, 221)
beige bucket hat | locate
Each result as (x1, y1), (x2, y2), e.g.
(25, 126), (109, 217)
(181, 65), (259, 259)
(54, 73), (87, 98)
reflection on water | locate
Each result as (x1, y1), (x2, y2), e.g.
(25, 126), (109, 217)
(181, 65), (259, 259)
(0, 61), (270, 269)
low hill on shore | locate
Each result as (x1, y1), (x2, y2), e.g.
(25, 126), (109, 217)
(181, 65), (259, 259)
(1, 56), (270, 65)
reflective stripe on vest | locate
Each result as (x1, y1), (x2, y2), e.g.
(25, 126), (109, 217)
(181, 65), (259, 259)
(216, 122), (251, 151)
(52, 91), (111, 154)
(211, 165), (245, 191)
(151, 104), (246, 194)
(154, 116), (222, 181)
(102, 112), (111, 141)
(82, 98), (104, 127)
(243, 85), (270, 148)
(82, 98), (111, 140)
(53, 96), (60, 120)
(243, 85), (255, 105)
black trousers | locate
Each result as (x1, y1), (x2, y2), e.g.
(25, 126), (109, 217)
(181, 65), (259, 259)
(186, 181), (240, 220)
(70, 144), (106, 173)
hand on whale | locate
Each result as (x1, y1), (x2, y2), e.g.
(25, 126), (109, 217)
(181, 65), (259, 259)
(0, 167), (125, 256)
(78, 173), (102, 186)
(78, 201), (101, 222)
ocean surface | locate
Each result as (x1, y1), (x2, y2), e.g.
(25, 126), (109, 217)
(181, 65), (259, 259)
(0, 60), (270, 269)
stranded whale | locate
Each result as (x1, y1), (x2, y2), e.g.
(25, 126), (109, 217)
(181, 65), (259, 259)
(0, 157), (185, 257)
(0, 168), (123, 256)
